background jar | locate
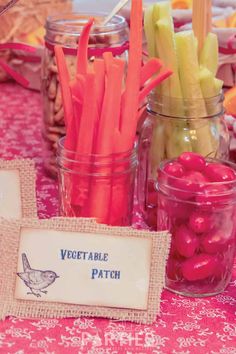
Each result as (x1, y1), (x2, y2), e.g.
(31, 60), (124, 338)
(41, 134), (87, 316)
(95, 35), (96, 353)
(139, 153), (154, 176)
(42, 13), (129, 178)
(157, 158), (236, 297)
(137, 92), (230, 230)
(57, 138), (137, 226)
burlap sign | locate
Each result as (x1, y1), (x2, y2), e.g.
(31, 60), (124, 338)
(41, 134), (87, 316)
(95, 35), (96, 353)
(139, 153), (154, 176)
(0, 217), (170, 324)
(0, 159), (37, 218)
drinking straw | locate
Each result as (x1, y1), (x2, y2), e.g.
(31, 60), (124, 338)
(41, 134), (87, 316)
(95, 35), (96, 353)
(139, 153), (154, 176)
(192, 0), (212, 53)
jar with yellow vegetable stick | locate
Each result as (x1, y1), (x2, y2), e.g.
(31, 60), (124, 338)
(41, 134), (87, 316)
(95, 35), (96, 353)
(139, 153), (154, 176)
(137, 1), (230, 229)
(137, 92), (229, 230)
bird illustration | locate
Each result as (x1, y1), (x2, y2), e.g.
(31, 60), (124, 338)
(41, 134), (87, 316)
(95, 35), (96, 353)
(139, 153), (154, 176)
(17, 253), (59, 297)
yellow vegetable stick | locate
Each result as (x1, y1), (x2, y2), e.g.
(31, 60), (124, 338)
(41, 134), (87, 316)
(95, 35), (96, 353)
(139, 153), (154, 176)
(144, 5), (157, 58)
(199, 33), (219, 76)
(175, 30), (215, 156)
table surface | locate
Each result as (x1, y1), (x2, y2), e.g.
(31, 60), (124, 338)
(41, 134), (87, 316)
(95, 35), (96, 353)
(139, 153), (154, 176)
(0, 83), (236, 354)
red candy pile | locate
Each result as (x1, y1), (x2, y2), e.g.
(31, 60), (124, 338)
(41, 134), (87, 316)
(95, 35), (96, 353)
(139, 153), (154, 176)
(157, 152), (236, 295)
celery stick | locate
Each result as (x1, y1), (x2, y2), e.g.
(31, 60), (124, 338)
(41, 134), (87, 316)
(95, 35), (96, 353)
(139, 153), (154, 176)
(175, 31), (215, 157)
(200, 67), (220, 98)
(199, 33), (218, 76)
(199, 67), (224, 156)
(153, 2), (192, 159)
(214, 78), (223, 94)
(144, 5), (158, 58)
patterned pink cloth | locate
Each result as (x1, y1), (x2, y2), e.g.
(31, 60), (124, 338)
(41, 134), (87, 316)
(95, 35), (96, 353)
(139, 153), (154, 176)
(0, 83), (236, 354)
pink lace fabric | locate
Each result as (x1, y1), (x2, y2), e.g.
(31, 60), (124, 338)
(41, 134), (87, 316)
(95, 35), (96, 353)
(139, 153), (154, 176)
(0, 83), (236, 354)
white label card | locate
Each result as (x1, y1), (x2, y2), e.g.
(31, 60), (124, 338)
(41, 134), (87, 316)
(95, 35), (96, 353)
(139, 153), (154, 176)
(0, 218), (170, 324)
(0, 159), (37, 218)
(0, 170), (21, 218)
(16, 228), (152, 310)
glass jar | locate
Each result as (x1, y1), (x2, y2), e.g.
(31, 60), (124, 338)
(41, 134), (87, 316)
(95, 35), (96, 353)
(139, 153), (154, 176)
(57, 138), (137, 226)
(157, 157), (236, 297)
(41, 12), (129, 178)
(137, 92), (230, 230)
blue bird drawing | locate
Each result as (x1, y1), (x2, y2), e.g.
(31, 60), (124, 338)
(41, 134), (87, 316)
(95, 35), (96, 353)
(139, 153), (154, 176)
(17, 253), (59, 297)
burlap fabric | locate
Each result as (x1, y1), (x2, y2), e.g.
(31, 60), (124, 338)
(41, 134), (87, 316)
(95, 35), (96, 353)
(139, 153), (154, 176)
(0, 217), (170, 324)
(0, 159), (37, 218)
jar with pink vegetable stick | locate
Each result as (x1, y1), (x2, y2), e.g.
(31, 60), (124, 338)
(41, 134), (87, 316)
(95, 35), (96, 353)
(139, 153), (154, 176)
(157, 152), (236, 297)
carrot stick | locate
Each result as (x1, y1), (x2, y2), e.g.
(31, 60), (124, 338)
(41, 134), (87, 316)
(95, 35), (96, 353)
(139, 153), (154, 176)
(76, 73), (97, 154)
(119, 0), (143, 150)
(70, 72), (97, 214)
(94, 59), (106, 123)
(76, 18), (94, 75)
(89, 59), (125, 223)
(140, 58), (163, 87)
(138, 68), (173, 103)
(95, 59), (125, 153)
(108, 0), (143, 224)
(54, 45), (75, 150)
(69, 74), (85, 136)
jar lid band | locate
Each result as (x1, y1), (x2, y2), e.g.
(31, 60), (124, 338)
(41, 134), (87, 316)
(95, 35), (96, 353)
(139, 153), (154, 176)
(45, 40), (129, 57)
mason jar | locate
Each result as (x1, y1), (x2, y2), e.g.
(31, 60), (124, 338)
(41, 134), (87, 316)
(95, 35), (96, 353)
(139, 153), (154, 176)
(41, 12), (129, 177)
(57, 137), (137, 226)
(156, 156), (236, 297)
(137, 92), (230, 230)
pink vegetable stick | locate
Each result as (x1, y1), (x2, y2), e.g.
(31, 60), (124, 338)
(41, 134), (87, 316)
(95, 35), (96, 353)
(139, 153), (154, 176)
(138, 68), (173, 103)
(89, 59), (125, 223)
(71, 72), (97, 213)
(93, 59), (105, 128)
(76, 18), (94, 75)
(119, 0), (143, 151)
(54, 45), (75, 150)
(140, 58), (163, 87)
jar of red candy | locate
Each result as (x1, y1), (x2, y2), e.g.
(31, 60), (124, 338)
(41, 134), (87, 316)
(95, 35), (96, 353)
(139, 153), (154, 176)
(157, 152), (236, 297)
(137, 93), (230, 230)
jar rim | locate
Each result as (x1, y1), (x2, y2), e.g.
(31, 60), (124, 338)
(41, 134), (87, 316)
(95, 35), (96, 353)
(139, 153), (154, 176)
(147, 91), (224, 119)
(45, 12), (128, 37)
(57, 137), (138, 170)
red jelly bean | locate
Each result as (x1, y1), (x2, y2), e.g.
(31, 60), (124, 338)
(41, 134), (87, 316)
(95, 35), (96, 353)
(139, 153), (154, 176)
(164, 199), (192, 220)
(146, 206), (157, 230)
(147, 190), (158, 206)
(178, 152), (206, 172)
(204, 163), (236, 182)
(172, 171), (208, 200)
(163, 161), (185, 178)
(181, 253), (218, 281)
(201, 230), (232, 254)
(174, 225), (199, 258)
(189, 211), (212, 234)
(148, 180), (156, 193)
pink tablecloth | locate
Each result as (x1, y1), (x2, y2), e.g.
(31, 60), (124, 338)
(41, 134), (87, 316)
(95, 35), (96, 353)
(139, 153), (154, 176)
(0, 83), (236, 354)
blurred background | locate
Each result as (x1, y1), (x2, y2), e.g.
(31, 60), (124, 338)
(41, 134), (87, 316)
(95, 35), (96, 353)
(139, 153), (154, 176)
(73, 0), (119, 12)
